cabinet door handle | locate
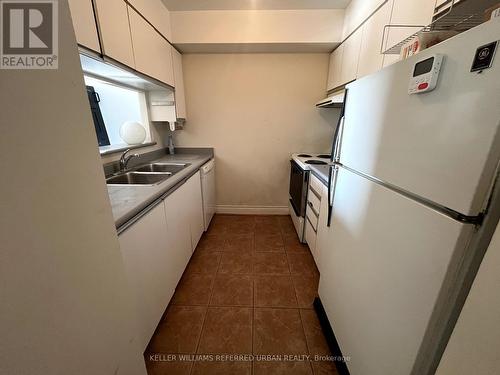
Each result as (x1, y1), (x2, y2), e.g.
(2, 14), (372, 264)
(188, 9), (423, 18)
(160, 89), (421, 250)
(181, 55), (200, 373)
(307, 201), (319, 217)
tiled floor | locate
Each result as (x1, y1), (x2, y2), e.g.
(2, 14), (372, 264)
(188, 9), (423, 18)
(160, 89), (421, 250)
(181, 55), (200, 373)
(145, 214), (339, 375)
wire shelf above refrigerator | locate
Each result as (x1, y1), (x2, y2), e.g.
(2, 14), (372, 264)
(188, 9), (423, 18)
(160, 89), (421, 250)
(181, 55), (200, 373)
(382, 0), (497, 55)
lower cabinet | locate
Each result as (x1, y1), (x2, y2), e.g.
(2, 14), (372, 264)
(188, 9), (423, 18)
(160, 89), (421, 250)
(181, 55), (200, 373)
(311, 176), (330, 275)
(306, 174), (328, 269)
(164, 180), (193, 273)
(183, 171), (205, 251)
(118, 171), (204, 351)
(118, 203), (175, 351)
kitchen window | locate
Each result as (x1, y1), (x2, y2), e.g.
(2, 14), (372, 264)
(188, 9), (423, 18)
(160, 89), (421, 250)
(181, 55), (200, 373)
(83, 75), (153, 154)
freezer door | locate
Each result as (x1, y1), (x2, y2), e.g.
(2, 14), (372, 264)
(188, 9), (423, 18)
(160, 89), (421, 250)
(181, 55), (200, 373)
(318, 168), (474, 375)
(341, 19), (500, 216)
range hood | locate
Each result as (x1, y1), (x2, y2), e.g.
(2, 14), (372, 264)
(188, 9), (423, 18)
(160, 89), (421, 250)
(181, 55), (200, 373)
(316, 89), (345, 108)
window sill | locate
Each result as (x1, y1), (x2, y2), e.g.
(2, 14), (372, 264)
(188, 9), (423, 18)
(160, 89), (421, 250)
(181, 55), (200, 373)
(99, 142), (157, 156)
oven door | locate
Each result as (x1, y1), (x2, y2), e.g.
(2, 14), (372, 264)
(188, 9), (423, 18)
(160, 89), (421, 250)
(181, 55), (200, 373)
(289, 160), (307, 217)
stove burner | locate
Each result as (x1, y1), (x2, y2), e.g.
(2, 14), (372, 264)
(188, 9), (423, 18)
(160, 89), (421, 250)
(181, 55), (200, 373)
(305, 160), (328, 165)
(297, 154), (312, 157)
(317, 154), (331, 159)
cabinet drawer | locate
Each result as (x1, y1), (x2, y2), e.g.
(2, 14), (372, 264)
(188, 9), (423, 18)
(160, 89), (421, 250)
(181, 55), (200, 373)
(305, 217), (317, 253)
(307, 187), (321, 215)
(309, 174), (324, 195)
(306, 206), (319, 231)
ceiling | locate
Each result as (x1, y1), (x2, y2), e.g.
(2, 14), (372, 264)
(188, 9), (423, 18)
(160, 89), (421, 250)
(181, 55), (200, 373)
(161, 0), (351, 11)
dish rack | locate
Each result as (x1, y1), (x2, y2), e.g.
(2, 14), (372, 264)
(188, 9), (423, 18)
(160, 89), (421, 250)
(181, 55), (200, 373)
(381, 0), (498, 55)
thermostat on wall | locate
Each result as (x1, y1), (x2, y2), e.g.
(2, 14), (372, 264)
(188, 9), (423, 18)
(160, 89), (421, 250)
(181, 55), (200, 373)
(408, 54), (444, 94)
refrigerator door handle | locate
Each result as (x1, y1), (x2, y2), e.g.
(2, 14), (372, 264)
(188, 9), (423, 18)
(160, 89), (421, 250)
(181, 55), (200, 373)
(327, 164), (339, 227)
(331, 88), (348, 163)
(334, 116), (345, 163)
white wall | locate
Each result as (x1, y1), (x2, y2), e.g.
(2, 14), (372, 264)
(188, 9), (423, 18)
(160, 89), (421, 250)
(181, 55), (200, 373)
(171, 9), (344, 51)
(175, 53), (339, 213)
(436, 221), (500, 375)
(0, 1), (145, 374)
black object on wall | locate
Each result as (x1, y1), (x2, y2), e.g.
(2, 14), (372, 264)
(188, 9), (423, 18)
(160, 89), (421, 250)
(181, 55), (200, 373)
(86, 86), (110, 147)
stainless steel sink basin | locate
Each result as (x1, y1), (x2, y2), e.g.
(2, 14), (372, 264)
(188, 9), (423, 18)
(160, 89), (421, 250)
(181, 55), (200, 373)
(106, 172), (171, 185)
(134, 163), (189, 174)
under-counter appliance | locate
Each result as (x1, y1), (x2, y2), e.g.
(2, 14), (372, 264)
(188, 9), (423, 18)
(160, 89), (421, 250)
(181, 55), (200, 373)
(320, 20), (500, 375)
(289, 153), (330, 242)
(200, 159), (216, 231)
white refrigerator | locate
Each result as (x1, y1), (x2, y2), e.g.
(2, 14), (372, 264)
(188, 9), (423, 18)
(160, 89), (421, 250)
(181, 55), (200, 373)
(319, 19), (500, 375)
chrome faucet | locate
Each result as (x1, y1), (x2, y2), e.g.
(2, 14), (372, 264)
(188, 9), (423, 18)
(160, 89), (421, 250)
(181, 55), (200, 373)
(119, 149), (139, 171)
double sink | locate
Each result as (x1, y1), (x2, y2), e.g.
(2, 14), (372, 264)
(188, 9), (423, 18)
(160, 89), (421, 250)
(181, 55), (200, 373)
(106, 162), (189, 185)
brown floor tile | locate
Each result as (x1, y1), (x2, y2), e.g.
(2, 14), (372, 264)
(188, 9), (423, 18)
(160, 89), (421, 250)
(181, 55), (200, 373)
(253, 308), (308, 355)
(287, 253), (318, 276)
(186, 252), (221, 274)
(231, 215), (257, 225)
(279, 217), (297, 236)
(255, 233), (284, 252)
(253, 253), (290, 275)
(172, 274), (214, 306)
(254, 275), (297, 308)
(218, 252), (253, 274)
(254, 361), (313, 375)
(255, 223), (282, 236)
(192, 360), (252, 375)
(284, 234), (310, 253)
(227, 221), (255, 236)
(198, 307), (253, 354)
(196, 235), (226, 252)
(148, 306), (206, 354)
(212, 214), (235, 224)
(278, 215), (294, 226)
(300, 310), (331, 357)
(292, 275), (319, 309)
(210, 275), (253, 306)
(145, 358), (192, 375)
(224, 234), (254, 253)
(254, 215), (281, 225)
(281, 227), (297, 237)
(206, 222), (228, 236)
(310, 360), (339, 375)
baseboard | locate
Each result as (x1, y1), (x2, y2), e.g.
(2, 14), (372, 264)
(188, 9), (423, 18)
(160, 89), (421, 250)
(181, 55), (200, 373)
(215, 205), (289, 215)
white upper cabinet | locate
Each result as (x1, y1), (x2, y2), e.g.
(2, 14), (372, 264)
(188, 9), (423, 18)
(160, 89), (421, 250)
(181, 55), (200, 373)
(127, 0), (172, 41)
(340, 27), (363, 85)
(385, 0), (436, 50)
(128, 7), (175, 86)
(67, 0), (100, 53)
(342, 0), (386, 39)
(327, 44), (344, 91)
(172, 48), (187, 119)
(94, 0), (135, 68)
(357, 0), (393, 77)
